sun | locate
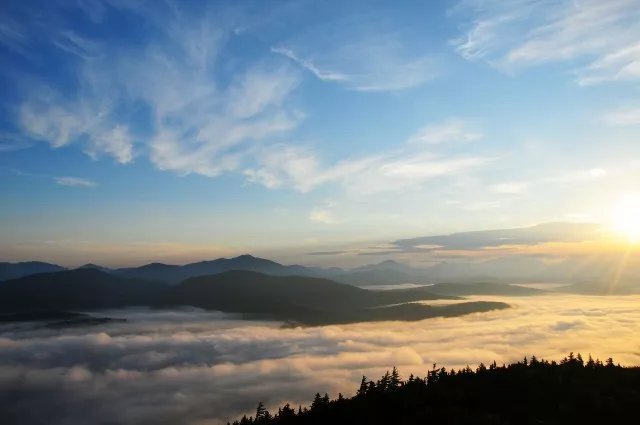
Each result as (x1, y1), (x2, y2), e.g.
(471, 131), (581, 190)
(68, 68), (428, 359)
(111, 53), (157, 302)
(611, 195), (640, 243)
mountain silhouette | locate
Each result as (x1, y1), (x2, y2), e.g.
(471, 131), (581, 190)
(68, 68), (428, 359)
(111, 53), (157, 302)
(0, 269), (508, 325)
(163, 270), (507, 325)
(76, 263), (114, 273)
(114, 254), (333, 283)
(0, 261), (67, 282)
(0, 268), (166, 311)
(350, 260), (420, 275)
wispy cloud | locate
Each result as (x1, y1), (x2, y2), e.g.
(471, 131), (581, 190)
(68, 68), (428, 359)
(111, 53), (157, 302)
(8, 1), (303, 178)
(451, 0), (640, 84)
(54, 176), (97, 187)
(271, 47), (347, 83)
(0, 133), (31, 152)
(408, 119), (482, 145)
(489, 167), (609, 196)
(246, 119), (493, 195)
(0, 16), (31, 58)
(604, 107), (640, 126)
(272, 16), (438, 91)
(307, 250), (348, 256)
(3, 167), (97, 188)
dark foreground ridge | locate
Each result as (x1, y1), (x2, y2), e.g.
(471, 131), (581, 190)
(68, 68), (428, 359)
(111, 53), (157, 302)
(228, 354), (640, 425)
(0, 311), (126, 328)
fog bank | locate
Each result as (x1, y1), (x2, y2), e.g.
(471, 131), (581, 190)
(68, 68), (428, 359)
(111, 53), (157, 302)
(1, 295), (639, 424)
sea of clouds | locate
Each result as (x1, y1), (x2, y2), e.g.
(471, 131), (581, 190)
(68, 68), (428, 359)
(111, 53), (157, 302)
(1, 295), (639, 425)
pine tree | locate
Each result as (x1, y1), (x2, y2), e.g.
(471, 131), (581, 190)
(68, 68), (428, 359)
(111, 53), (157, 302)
(378, 370), (391, 391)
(311, 393), (323, 410)
(256, 402), (267, 421)
(390, 366), (401, 388)
(356, 375), (368, 396)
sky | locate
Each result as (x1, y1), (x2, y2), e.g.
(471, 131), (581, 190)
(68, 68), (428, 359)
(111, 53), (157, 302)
(1, 0), (640, 267)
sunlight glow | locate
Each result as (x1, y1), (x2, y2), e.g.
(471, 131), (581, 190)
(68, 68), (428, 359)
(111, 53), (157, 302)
(611, 195), (640, 243)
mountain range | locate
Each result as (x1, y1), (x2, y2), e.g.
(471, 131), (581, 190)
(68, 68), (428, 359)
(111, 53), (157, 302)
(0, 255), (415, 285)
(2, 253), (638, 293)
(0, 268), (514, 326)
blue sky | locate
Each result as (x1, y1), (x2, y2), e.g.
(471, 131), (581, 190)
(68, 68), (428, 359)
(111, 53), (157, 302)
(1, 0), (640, 267)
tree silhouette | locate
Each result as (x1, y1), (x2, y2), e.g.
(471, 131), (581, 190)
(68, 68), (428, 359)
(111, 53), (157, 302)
(356, 375), (368, 396)
(390, 366), (400, 388)
(227, 353), (638, 425)
(255, 402), (267, 422)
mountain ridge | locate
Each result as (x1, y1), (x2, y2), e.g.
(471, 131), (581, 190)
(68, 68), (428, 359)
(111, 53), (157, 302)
(0, 268), (510, 325)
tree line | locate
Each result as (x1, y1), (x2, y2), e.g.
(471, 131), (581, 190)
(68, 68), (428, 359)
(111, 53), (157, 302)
(228, 353), (640, 425)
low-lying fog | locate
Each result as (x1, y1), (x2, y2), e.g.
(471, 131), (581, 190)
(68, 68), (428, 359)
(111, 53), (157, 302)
(2, 294), (639, 425)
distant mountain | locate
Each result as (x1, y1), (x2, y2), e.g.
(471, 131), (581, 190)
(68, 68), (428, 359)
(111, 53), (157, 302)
(0, 261), (67, 282)
(115, 254), (335, 284)
(76, 263), (114, 273)
(113, 262), (186, 283)
(0, 255), (344, 285)
(0, 268), (167, 312)
(350, 260), (425, 275)
(0, 268), (508, 325)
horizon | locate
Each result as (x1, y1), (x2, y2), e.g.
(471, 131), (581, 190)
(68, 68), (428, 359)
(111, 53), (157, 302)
(1, 220), (638, 269)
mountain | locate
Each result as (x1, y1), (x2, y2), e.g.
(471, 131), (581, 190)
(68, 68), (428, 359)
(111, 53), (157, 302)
(113, 262), (186, 283)
(162, 270), (504, 325)
(0, 268), (508, 325)
(76, 263), (114, 273)
(350, 260), (425, 275)
(0, 268), (167, 312)
(0, 261), (67, 282)
(114, 254), (339, 284)
(166, 270), (452, 313)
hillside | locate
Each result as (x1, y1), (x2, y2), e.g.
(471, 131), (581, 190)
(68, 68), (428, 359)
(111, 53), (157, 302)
(0, 269), (509, 325)
(228, 354), (640, 425)
(164, 271), (501, 325)
(0, 268), (167, 311)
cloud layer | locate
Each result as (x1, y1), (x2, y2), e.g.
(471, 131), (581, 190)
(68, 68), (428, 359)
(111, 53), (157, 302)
(2, 296), (640, 425)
